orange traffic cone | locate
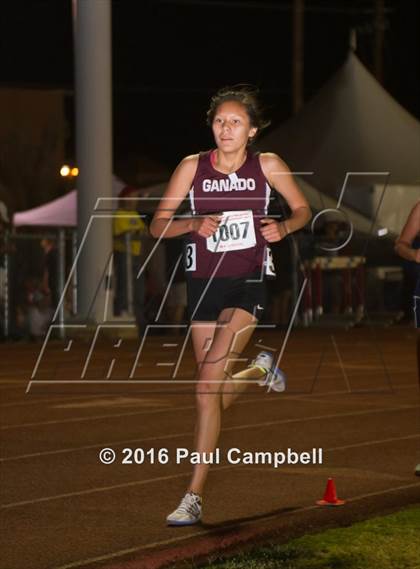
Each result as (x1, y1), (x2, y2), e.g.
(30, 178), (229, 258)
(316, 477), (345, 506)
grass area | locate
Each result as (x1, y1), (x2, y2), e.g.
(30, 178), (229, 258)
(203, 506), (420, 569)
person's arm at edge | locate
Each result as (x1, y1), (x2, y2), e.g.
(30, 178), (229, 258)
(150, 155), (199, 239)
(260, 152), (312, 236)
(394, 202), (420, 263)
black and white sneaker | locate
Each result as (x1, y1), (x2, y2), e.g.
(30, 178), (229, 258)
(166, 492), (202, 526)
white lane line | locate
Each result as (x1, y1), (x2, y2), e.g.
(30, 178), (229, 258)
(0, 465), (234, 509)
(1, 384), (415, 460)
(9, 370), (415, 393)
(49, 481), (420, 569)
(0, 363), (415, 391)
(0, 403), (198, 430)
(327, 433), (420, 452)
(2, 428), (419, 508)
(0, 431), (191, 462)
(24, 362), (419, 392)
(0, 383), (418, 430)
(0, 378), (416, 410)
(2, 420), (419, 464)
(0, 392), (290, 430)
(0, 393), (123, 408)
(2, 376), (418, 430)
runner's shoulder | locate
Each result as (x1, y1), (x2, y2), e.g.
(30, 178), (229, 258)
(259, 152), (291, 185)
(171, 154), (200, 188)
(178, 154), (200, 172)
(259, 152), (290, 171)
(412, 200), (420, 217)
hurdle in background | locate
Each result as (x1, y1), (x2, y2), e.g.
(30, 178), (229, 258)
(302, 256), (366, 325)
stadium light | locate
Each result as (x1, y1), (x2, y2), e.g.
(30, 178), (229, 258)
(60, 165), (79, 177)
(60, 165), (71, 177)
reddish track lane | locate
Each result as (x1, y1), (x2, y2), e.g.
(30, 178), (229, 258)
(1, 327), (419, 569)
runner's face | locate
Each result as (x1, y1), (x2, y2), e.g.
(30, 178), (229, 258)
(212, 101), (257, 151)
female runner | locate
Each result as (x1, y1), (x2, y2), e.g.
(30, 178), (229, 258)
(150, 85), (312, 524)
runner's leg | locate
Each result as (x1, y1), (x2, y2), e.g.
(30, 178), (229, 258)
(188, 308), (256, 495)
(191, 321), (217, 370)
(220, 308), (266, 410)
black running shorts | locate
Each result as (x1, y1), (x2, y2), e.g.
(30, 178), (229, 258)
(186, 272), (266, 322)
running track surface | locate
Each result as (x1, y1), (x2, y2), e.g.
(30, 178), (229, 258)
(1, 326), (420, 569)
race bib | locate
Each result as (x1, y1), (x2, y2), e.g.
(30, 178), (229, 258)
(206, 210), (256, 253)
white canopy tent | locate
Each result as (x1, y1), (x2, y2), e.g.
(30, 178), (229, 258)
(296, 177), (373, 235)
(259, 51), (420, 233)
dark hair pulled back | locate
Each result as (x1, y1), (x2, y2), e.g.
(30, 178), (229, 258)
(206, 84), (271, 144)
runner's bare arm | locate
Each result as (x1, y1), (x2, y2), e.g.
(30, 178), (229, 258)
(150, 155), (198, 238)
(150, 155), (221, 239)
(259, 153), (311, 242)
(395, 201), (420, 263)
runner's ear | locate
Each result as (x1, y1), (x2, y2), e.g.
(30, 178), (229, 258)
(248, 127), (257, 141)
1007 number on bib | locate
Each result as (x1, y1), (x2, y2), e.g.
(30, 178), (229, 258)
(206, 210), (256, 253)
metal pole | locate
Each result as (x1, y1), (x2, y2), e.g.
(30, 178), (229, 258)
(73, 0), (113, 323)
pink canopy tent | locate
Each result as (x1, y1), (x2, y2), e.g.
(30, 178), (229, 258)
(13, 190), (77, 227)
(12, 179), (167, 227)
(12, 176), (126, 227)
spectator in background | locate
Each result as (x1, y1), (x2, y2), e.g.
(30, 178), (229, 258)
(113, 186), (148, 333)
(16, 276), (53, 341)
(40, 238), (59, 309)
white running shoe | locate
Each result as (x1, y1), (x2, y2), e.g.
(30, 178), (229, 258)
(251, 351), (273, 374)
(251, 351), (287, 392)
(262, 365), (287, 392)
(166, 492), (202, 526)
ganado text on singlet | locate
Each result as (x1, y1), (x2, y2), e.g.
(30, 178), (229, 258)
(202, 178), (256, 192)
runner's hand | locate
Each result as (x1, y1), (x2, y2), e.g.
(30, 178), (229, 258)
(260, 218), (288, 242)
(192, 215), (221, 238)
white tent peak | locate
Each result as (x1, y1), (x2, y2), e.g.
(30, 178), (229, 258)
(259, 51), (420, 195)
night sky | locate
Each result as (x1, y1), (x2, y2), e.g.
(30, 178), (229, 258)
(1, 0), (419, 172)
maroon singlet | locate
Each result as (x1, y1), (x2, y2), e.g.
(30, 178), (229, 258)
(186, 150), (271, 278)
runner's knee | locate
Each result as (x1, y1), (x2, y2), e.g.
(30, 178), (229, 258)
(195, 379), (222, 410)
